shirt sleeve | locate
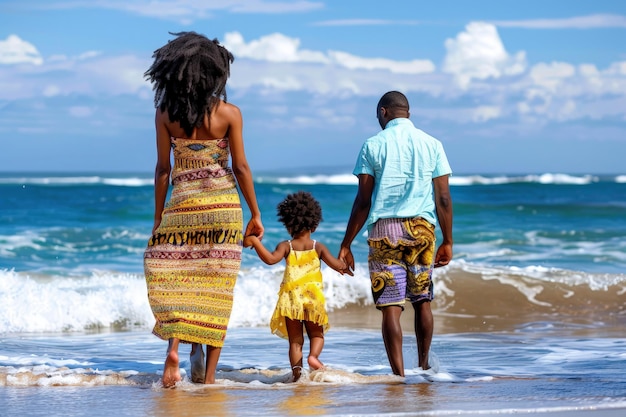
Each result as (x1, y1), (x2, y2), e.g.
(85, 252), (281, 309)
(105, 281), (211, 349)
(352, 140), (375, 177)
(432, 141), (452, 178)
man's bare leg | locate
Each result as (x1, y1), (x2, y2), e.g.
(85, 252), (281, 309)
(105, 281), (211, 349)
(381, 305), (404, 376)
(203, 345), (222, 384)
(162, 338), (182, 388)
(286, 317), (304, 381)
(304, 321), (325, 370)
(413, 300), (433, 370)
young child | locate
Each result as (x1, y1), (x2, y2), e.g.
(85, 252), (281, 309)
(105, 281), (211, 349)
(243, 191), (350, 382)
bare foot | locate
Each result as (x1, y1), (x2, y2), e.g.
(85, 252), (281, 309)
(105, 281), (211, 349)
(291, 365), (302, 382)
(307, 356), (324, 370)
(162, 350), (181, 388)
(190, 344), (206, 383)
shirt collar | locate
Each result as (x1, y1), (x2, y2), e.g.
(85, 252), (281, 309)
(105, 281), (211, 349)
(384, 118), (413, 129)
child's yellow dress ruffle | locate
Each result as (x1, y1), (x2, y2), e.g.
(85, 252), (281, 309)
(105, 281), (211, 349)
(270, 242), (329, 339)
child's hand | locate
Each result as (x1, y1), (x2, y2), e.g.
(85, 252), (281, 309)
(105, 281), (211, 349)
(243, 235), (258, 248)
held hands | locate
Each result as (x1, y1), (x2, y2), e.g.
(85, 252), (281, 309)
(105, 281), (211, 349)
(338, 246), (355, 276)
(244, 217), (264, 242)
(243, 217), (264, 249)
(243, 234), (259, 248)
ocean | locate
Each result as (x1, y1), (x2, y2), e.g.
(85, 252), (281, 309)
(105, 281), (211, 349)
(1, 170), (625, 416)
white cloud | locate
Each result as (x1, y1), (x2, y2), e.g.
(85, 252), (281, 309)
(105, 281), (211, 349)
(223, 32), (327, 63)
(225, 0), (324, 13)
(472, 106), (502, 122)
(0, 51), (150, 100)
(492, 14), (626, 29)
(0, 35), (43, 65)
(24, 0), (323, 22)
(223, 31), (435, 74)
(515, 60), (626, 122)
(529, 62), (576, 91)
(228, 60), (444, 99)
(328, 51), (434, 74)
(579, 64), (599, 77)
(313, 19), (420, 26)
(606, 61), (626, 75)
(442, 22), (526, 89)
(2, 25), (626, 130)
(77, 51), (102, 60)
(258, 75), (303, 91)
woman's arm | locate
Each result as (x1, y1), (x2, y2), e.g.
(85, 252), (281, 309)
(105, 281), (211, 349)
(152, 109), (172, 234)
(225, 104), (264, 239)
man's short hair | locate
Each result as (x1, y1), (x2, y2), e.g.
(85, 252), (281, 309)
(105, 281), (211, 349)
(378, 91), (409, 111)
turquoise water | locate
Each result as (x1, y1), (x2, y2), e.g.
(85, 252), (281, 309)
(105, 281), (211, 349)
(1, 171), (625, 416)
(2, 172), (625, 275)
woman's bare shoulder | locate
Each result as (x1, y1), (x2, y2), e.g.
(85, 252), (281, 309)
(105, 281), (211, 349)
(216, 101), (241, 119)
(215, 100), (241, 114)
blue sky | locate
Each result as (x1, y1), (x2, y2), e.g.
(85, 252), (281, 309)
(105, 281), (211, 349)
(1, 0), (625, 175)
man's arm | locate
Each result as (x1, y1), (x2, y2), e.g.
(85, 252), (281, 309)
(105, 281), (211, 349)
(339, 174), (375, 271)
(433, 174), (453, 267)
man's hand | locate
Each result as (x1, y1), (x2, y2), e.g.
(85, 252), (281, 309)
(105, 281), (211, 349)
(338, 246), (355, 274)
(434, 243), (452, 268)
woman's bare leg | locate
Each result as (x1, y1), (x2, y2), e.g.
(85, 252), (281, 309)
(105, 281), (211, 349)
(304, 321), (325, 370)
(162, 338), (182, 388)
(204, 345), (222, 384)
(190, 343), (205, 383)
(285, 317), (304, 381)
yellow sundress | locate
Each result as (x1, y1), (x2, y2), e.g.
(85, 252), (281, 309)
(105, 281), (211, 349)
(270, 241), (329, 339)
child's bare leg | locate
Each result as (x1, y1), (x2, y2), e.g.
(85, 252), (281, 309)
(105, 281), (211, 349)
(162, 338), (182, 388)
(203, 345), (222, 384)
(285, 317), (304, 381)
(304, 321), (325, 370)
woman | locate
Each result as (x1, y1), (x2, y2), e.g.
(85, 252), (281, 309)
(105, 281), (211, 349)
(143, 31), (264, 387)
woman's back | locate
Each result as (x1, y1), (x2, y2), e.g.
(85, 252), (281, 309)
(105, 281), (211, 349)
(161, 100), (235, 140)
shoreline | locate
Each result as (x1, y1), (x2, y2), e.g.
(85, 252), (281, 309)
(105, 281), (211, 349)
(328, 301), (626, 338)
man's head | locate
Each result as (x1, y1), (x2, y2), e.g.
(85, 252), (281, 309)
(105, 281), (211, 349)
(376, 91), (410, 129)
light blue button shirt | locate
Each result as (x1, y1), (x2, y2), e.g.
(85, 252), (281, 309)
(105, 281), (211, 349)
(352, 118), (452, 229)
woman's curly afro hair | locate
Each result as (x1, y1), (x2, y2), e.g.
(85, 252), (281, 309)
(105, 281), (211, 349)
(144, 31), (234, 137)
(277, 191), (323, 237)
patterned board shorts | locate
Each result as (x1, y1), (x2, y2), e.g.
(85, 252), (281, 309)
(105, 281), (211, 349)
(367, 217), (436, 309)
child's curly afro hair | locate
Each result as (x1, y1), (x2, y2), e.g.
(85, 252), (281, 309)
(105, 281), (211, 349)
(277, 191), (323, 237)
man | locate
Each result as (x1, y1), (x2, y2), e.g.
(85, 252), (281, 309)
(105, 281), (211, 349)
(338, 91), (453, 376)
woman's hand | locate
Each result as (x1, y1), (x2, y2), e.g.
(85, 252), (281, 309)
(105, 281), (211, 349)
(244, 216), (264, 241)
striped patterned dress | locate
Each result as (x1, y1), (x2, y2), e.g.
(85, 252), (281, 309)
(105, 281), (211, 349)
(144, 137), (243, 347)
